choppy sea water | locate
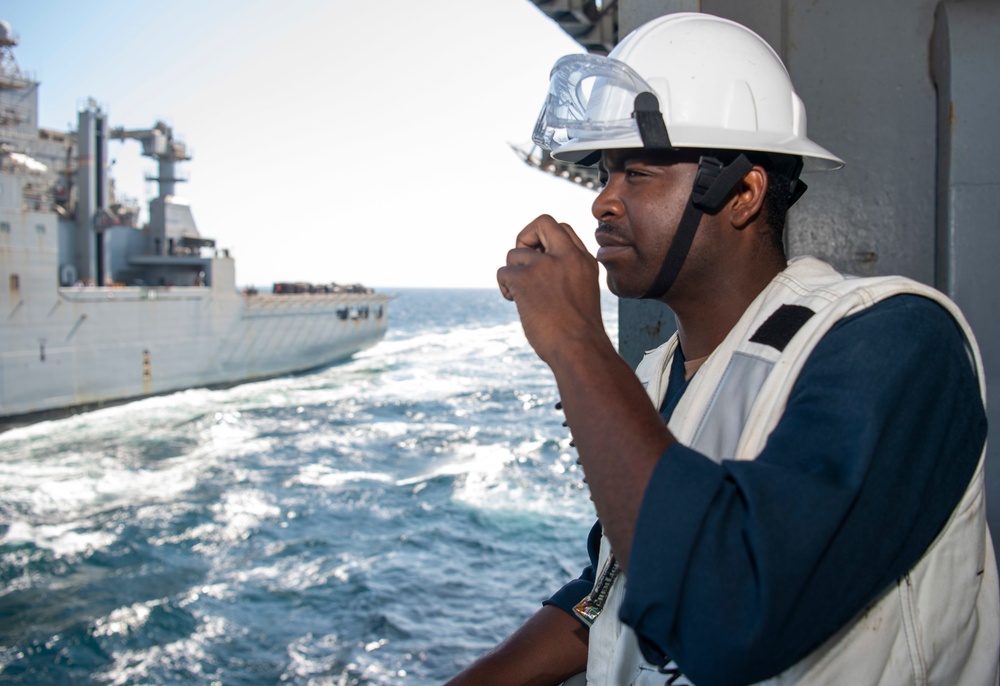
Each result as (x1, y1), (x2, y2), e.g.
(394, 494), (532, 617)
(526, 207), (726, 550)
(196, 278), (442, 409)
(0, 288), (618, 685)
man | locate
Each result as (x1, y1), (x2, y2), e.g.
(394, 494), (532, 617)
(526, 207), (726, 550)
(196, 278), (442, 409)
(446, 12), (998, 686)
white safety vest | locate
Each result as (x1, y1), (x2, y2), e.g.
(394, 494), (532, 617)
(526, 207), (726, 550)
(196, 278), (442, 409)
(584, 257), (999, 686)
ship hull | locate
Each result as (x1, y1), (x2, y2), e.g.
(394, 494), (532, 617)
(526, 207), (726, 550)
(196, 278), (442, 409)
(1, 53), (391, 428)
(1, 286), (390, 424)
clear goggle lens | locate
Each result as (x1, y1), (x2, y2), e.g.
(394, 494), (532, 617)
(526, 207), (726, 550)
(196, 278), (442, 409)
(532, 54), (654, 150)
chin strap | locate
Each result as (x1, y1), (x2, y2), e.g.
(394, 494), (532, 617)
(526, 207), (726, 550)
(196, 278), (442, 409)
(641, 154), (753, 300)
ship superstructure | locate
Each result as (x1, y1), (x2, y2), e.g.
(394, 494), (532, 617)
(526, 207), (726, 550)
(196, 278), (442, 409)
(0, 20), (391, 426)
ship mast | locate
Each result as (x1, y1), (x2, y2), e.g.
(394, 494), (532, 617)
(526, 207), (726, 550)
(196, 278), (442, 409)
(0, 19), (23, 84)
(0, 20), (31, 132)
(109, 121), (190, 198)
(108, 122), (207, 259)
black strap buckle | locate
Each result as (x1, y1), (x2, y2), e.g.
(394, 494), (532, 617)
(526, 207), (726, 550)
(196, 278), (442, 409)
(691, 154), (754, 213)
(690, 156), (725, 208)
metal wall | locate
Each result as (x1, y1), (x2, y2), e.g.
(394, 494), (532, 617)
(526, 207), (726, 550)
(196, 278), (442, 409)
(616, 0), (1000, 550)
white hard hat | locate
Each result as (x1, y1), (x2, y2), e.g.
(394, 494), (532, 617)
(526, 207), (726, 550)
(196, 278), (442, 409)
(532, 12), (843, 171)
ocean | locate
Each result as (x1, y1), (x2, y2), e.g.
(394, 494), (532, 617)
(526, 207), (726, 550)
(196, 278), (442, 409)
(0, 288), (618, 685)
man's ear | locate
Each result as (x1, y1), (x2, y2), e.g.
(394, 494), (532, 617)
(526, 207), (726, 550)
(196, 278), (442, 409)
(730, 166), (767, 230)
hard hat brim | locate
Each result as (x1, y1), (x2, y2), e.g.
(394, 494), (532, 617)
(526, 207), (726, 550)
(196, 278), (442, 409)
(551, 129), (844, 172)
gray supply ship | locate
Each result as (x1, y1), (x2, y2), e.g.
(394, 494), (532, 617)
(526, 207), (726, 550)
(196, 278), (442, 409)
(0, 21), (391, 428)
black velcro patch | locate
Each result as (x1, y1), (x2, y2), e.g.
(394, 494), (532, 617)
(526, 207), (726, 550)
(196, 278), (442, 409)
(749, 304), (816, 352)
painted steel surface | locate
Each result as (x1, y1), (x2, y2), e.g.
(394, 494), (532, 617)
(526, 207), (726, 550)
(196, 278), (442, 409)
(0, 32), (389, 423)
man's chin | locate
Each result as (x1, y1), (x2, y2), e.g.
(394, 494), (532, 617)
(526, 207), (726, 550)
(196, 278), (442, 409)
(605, 275), (646, 300)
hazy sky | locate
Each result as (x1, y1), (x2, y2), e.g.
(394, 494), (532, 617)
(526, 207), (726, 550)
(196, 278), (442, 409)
(2, 0), (604, 289)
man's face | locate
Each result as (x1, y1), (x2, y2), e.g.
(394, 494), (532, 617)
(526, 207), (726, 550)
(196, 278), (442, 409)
(592, 149), (701, 299)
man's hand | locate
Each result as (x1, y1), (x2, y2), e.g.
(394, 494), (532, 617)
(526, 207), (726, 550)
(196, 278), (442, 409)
(497, 216), (674, 571)
(497, 215), (606, 365)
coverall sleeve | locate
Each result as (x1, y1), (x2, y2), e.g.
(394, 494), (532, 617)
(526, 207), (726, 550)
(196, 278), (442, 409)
(543, 519), (601, 625)
(619, 295), (987, 686)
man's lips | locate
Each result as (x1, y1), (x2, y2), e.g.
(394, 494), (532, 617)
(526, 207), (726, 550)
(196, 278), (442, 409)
(595, 226), (631, 263)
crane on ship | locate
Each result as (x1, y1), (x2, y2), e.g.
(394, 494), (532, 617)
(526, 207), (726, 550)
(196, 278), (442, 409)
(108, 121), (190, 198)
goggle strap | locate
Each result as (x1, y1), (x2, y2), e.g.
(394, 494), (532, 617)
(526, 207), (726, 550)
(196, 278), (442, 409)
(633, 92), (673, 150)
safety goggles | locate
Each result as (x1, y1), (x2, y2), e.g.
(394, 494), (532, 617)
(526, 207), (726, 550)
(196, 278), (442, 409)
(532, 53), (655, 151)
